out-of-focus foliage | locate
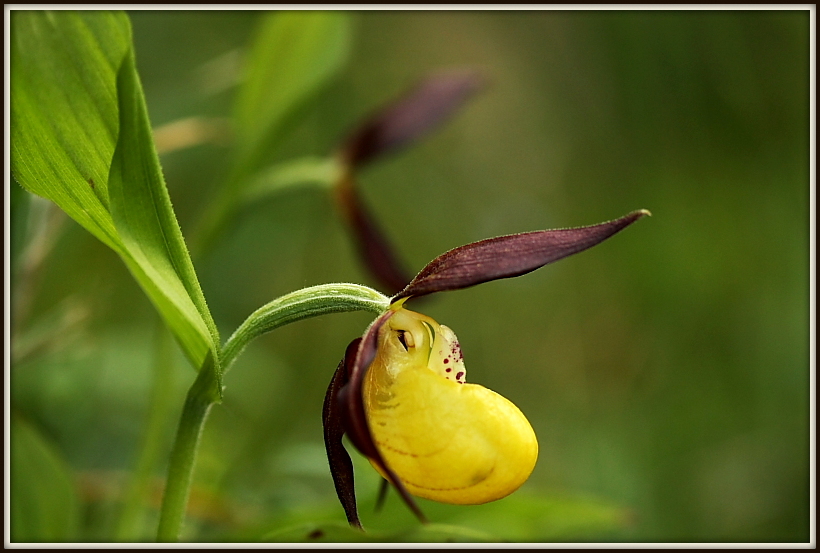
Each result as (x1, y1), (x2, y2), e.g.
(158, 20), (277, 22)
(232, 11), (350, 176)
(194, 11), (351, 254)
(9, 9), (810, 543)
(10, 418), (81, 542)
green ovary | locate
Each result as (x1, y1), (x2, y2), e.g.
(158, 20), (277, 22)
(363, 308), (538, 505)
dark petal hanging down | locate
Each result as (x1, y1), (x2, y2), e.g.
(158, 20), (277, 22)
(393, 209), (651, 303)
(339, 69), (485, 168)
(323, 339), (364, 529)
(335, 174), (411, 296)
(339, 310), (428, 524)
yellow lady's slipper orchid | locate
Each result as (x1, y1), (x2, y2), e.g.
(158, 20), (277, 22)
(323, 209), (650, 528)
(280, 68), (649, 529)
(364, 306), (538, 505)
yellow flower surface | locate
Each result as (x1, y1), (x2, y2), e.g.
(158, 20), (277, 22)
(363, 308), (538, 505)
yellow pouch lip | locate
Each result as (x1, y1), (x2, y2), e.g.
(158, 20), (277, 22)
(364, 308), (538, 505)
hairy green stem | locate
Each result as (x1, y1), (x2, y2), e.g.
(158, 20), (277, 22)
(221, 283), (389, 373)
(157, 282), (388, 541)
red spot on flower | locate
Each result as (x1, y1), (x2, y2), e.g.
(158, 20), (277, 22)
(443, 358), (449, 364)
(456, 371), (464, 380)
(445, 368), (451, 372)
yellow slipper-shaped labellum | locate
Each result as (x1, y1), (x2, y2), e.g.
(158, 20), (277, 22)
(363, 308), (538, 505)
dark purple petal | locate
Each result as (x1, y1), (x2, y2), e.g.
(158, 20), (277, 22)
(322, 339), (363, 529)
(335, 174), (411, 295)
(341, 310), (428, 523)
(339, 69), (485, 167)
(393, 210), (651, 302)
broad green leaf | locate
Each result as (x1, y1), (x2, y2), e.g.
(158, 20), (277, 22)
(11, 11), (219, 376)
(10, 11), (130, 252)
(109, 50), (220, 373)
(233, 11), (351, 176)
(10, 418), (80, 542)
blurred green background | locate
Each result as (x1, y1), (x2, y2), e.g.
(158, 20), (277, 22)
(10, 10), (810, 542)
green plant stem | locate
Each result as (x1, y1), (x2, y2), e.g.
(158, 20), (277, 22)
(156, 282), (388, 541)
(156, 358), (219, 542)
(221, 283), (389, 374)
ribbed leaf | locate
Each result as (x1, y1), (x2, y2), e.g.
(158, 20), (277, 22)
(109, 50), (220, 372)
(11, 11), (219, 375)
(10, 11), (130, 252)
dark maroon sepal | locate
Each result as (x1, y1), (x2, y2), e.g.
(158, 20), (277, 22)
(340, 69), (485, 168)
(323, 312), (428, 526)
(393, 210), (651, 302)
(335, 175), (411, 296)
(343, 311), (427, 523)
(322, 339), (363, 528)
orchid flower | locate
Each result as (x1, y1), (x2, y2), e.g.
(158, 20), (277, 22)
(322, 209), (651, 528)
